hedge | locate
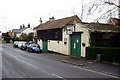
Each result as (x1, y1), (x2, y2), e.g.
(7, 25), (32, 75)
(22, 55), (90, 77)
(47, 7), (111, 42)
(86, 47), (120, 63)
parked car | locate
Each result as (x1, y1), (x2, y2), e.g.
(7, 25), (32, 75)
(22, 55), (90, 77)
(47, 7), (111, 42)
(13, 41), (19, 48)
(27, 43), (42, 53)
(18, 41), (26, 48)
(21, 42), (30, 50)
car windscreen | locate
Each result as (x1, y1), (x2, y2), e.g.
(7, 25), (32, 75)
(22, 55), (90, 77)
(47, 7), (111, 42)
(31, 44), (39, 47)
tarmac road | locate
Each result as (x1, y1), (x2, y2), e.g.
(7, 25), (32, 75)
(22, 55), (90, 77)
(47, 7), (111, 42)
(2, 44), (120, 79)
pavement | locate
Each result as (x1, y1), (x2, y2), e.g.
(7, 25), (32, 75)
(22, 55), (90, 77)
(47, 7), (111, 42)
(45, 52), (120, 78)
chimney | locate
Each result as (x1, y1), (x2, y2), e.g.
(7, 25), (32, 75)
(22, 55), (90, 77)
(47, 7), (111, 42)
(49, 16), (55, 21)
(23, 24), (25, 29)
(39, 17), (42, 24)
(20, 25), (22, 29)
(28, 23), (30, 28)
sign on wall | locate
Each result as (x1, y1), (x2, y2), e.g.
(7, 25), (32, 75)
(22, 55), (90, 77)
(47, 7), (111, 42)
(64, 35), (68, 42)
(66, 26), (74, 35)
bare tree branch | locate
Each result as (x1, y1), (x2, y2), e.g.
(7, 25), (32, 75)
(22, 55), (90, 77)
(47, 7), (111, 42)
(80, 5), (84, 21)
(105, 1), (120, 8)
(95, 7), (118, 21)
(81, 0), (119, 23)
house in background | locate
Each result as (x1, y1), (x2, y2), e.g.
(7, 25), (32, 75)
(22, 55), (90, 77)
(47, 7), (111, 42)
(0, 31), (2, 40)
(8, 30), (12, 38)
(108, 17), (120, 26)
(12, 24), (34, 38)
(34, 15), (120, 57)
(12, 29), (21, 37)
(2, 33), (6, 40)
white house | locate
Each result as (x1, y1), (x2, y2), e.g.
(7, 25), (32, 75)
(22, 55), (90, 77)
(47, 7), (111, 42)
(20, 27), (33, 34)
(12, 24), (34, 38)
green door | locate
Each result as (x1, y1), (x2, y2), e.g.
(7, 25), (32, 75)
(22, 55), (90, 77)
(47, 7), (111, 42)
(70, 34), (81, 57)
(42, 40), (48, 53)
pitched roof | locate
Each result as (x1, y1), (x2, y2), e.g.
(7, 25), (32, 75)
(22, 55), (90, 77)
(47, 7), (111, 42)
(111, 18), (119, 23)
(19, 27), (29, 32)
(108, 18), (120, 26)
(12, 29), (21, 33)
(12, 27), (30, 33)
(35, 15), (82, 30)
(83, 23), (120, 32)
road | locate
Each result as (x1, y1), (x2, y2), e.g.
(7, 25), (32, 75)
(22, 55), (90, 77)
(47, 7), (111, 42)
(2, 44), (120, 79)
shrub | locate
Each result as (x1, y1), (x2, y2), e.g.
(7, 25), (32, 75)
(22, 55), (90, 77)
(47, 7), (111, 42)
(14, 37), (19, 41)
(9, 40), (13, 43)
(2, 40), (6, 44)
(86, 47), (120, 63)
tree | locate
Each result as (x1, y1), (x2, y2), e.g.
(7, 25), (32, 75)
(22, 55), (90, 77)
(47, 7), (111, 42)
(81, 0), (119, 23)
(27, 33), (34, 41)
(20, 33), (27, 40)
(4, 32), (11, 43)
(13, 37), (19, 41)
(20, 33), (34, 41)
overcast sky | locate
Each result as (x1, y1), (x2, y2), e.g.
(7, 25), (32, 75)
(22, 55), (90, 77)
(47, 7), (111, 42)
(0, 0), (96, 32)
(0, 0), (118, 33)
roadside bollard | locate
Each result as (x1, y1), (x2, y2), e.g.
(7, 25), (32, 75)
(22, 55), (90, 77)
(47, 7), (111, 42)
(97, 54), (102, 62)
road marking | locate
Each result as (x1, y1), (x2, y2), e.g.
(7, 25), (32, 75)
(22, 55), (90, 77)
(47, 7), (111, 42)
(73, 66), (120, 79)
(7, 53), (56, 77)
(52, 73), (66, 80)
(16, 49), (24, 53)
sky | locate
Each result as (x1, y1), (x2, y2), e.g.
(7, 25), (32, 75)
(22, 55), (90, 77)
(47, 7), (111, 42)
(0, 0), (95, 32)
(0, 0), (118, 33)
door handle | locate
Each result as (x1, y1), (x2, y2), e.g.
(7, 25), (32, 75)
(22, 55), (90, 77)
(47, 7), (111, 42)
(74, 43), (76, 49)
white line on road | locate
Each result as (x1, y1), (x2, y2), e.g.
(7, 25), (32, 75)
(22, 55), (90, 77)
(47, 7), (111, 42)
(52, 73), (66, 80)
(73, 66), (120, 79)
(6, 52), (59, 78)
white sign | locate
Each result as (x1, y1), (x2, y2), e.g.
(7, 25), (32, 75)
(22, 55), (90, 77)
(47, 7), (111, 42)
(66, 26), (73, 34)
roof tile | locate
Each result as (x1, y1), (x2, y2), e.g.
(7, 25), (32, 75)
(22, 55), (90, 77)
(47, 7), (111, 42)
(84, 23), (120, 32)
(35, 15), (82, 30)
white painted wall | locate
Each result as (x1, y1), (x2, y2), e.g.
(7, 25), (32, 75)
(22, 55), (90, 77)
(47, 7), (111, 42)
(33, 29), (37, 36)
(48, 40), (69, 55)
(21, 28), (33, 34)
(38, 39), (42, 47)
(48, 28), (70, 55)
(16, 33), (21, 37)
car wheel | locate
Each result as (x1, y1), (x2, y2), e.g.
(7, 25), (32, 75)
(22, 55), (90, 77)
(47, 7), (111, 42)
(40, 50), (42, 53)
(26, 49), (29, 52)
(30, 49), (33, 53)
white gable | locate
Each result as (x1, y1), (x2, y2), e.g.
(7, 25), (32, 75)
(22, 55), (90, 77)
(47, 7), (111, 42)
(21, 28), (33, 34)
